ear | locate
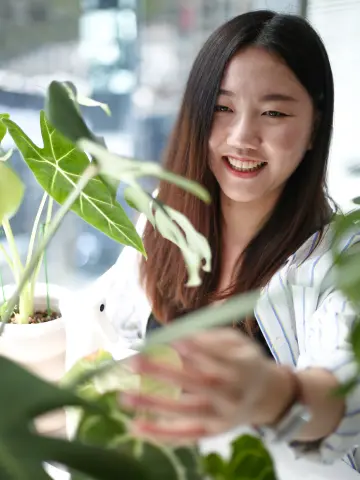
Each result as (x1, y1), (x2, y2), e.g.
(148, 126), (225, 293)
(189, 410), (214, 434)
(308, 111), (321, 150)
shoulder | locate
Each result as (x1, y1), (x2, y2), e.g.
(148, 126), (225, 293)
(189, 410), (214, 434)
(285, 222), (360, 290)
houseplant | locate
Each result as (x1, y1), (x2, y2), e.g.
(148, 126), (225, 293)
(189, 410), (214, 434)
(0, 81), (211, 364)
(0, 81), (210, 438)
(0, 80), (219, 479)
(0, 79), (360, 479)
(0, 163), (67, 435)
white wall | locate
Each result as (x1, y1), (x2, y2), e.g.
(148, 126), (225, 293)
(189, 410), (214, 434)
(308, 0), (360, 210)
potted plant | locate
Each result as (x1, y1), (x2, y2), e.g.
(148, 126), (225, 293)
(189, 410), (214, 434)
(0, 79), (220, 479)
(0, 81), (211, 437)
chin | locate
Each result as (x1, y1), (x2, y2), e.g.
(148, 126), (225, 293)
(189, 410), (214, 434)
(221, 189), (266, 204)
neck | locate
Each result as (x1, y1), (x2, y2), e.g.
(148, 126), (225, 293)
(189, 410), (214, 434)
(220, 191), (280, 252)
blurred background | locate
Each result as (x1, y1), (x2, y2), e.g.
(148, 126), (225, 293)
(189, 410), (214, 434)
(0, 0), (359, 288)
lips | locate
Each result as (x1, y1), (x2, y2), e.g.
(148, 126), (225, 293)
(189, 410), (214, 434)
(223, 156), (267, 173)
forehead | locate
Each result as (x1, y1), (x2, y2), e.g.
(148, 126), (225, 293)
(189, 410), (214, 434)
(220, 47), (304, 96)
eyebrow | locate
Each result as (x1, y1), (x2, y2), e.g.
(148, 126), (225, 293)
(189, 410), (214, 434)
(218, 89), (298, 102)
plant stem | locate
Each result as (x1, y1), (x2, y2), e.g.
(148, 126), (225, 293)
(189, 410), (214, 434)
(40, 223), (51, 315)
(0, 164), (98, 332)
(30, 197), (53, 300)
(0, 268), (5, 304)
(0, 244), (14, 276)
(1, 217), (23, 283)
(18, 283), (33, 324)
(14, 192), (50, 323)
(26, 191), (48, 267)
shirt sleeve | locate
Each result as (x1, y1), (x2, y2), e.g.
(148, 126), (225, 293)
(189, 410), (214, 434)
(292, 286), (360, 465)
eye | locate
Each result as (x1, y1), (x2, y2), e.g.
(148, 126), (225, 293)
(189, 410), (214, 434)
(100, 304), (105, 312)
(263, 110), (287, 117)
(214, 105), (232, 113)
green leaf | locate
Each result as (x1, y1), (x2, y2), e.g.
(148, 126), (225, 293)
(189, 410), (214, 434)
(332, 211), (360, 254)
(0, 162), (25, 223)
(45, 81), (95, 145)
(63, 81), (111, 117)
(124, 186), (211, 286)
(75, 393), (128, 446)
(350, 321), (360, 366)
(333, 376), (359, 397)
(203, 435), (277, 480)
(228, 435), (277, 480)
(0, 355), (149, 480)
(334, 245), (360, 305)
(202, 452), (227, 479)
(66, 346), (183, 403)
(78, 139), (211, 204)
(77, 139), (212, 283)
(0, 114), (14, 162)
(0, 147), (13, 162)
(114, 439), (186, 480)
(159, 206), (212, 286)
(174, 447), (203, 480)
(77, 95), (111, 117)
(46, 81), (118, 200)
(0, 113), (10, 142)
(124, 186), (156, 224)
(353, 197), (360, 205)
(69, 352), (202, 480)
(154, 170), (211, 205)
(2, 114), (145, 254)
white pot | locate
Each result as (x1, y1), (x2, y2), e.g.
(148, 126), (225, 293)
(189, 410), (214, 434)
(0, 283), (67, 435)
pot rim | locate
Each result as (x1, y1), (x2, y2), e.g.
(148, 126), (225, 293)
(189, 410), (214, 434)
(1, 282), (67, 330)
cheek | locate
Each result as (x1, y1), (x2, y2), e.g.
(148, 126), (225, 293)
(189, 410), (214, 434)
(269, 123), (312, 165)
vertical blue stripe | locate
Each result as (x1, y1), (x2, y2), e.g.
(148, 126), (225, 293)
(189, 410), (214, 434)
(302, 286), (306, 341)
(347, 453), (357, 471)
(266, 283), (297, 365)
(254, 310), (280, 364)
(310, 255), (323, 287)
(279, 270), (298, 343)
(341, 233), (360, 252)
(309, 230), (320, 255)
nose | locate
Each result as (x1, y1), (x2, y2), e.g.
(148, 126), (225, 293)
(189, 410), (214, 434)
(226, 115), (260, 150)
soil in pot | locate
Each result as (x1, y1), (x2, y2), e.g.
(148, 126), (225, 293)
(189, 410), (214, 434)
(10, 310), (61, 324)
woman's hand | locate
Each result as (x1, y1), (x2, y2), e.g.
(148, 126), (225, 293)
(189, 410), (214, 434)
(120, 328), (296, 444)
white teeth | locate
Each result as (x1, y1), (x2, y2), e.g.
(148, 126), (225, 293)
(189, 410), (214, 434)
(227, 157), (265, 171)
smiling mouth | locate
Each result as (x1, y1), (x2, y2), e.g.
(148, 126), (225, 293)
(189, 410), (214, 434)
(223, 156), (267, 172)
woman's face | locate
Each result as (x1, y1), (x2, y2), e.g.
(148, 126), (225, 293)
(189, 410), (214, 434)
(208, 47), (315, 204)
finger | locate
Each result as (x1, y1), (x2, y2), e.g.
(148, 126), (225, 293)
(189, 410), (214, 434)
(174, 329), (250, 365)
(176, 337), (263, 381)
(132, 417), (231, 444)
(175, 328), (246, 350)
(131, 418), (208, 444)
(121, 392), (216, 420)
(131, 354), (236, 392)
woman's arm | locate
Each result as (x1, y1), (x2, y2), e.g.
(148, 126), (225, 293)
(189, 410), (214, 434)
(255, 364), (345, 442)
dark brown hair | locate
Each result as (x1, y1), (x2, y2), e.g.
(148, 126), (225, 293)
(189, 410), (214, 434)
(140, 10), (334, 334)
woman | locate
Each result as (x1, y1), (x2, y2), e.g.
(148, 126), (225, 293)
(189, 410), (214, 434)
(74, 9), (360, 476)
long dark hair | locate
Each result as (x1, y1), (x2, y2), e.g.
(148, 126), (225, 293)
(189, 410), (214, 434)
(140, 10), (334, 333)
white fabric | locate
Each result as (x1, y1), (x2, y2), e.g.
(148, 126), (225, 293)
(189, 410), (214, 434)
(62, 220), (360, 477)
